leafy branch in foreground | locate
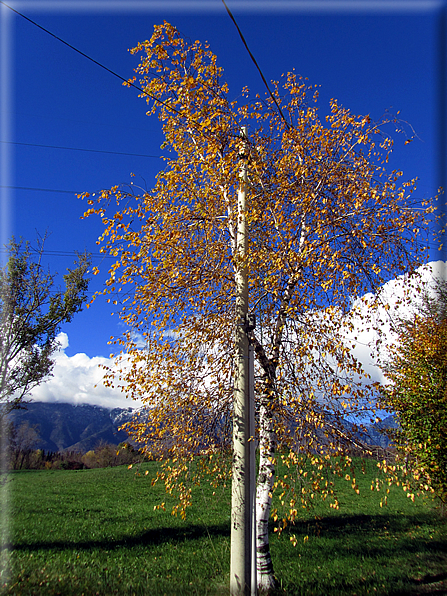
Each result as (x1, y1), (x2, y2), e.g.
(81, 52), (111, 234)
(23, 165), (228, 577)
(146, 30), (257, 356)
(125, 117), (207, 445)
(0, 235), (90, 416)
(83, 22), (435, 592)
(381, 275), (447, 504)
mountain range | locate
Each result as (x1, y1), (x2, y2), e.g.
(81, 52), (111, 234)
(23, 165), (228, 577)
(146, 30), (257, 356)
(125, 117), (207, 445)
(8, 401), (397, 454)
(8, 402), (136, 453)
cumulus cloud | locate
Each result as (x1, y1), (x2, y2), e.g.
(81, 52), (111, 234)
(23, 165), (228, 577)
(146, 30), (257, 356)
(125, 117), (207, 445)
(28, 261), (445, 409)
(346, 261), (446, 384)
(28, 332), (143, 410)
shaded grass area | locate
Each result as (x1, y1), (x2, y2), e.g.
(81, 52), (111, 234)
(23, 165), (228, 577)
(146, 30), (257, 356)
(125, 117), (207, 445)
(1, 460), (446, 595)
(271, 512), (447, 595)
(270, 459), (447, 595)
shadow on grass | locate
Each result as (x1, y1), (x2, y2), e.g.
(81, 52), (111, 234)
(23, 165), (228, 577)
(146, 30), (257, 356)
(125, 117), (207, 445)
(286, 510), (446, 552)
(271, 512), (447, 595)
(7, 522), (230, 553)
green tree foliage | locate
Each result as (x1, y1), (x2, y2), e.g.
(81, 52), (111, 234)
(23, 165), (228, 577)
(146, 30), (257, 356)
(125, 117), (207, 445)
(0, 236), (90, 416)
(382, 276), (447, 503)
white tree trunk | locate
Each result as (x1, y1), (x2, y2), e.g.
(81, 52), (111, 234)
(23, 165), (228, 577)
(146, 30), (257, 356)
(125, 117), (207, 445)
(252, 275), (299, 591)
(256, 397), (278, 592)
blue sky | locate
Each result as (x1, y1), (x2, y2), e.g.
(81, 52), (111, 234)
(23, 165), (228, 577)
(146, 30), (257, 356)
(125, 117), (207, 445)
(0, 0), (445, 406)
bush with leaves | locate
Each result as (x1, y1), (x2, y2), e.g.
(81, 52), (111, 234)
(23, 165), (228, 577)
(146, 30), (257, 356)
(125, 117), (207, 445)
(381, 277), (447, 503)
(81, 441), (140, 469)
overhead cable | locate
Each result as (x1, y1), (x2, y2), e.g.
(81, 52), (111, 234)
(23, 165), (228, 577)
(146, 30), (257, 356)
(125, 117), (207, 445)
(221, 0), (292, 130)
(1, 140), (163, 159)
(0, 247), (115, 259)
(0, 0), (182, 118)
(1, 185), (80, 194)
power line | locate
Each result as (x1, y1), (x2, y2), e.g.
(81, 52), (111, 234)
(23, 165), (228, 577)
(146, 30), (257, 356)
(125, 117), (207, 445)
(0, 185), (80, 194)
(1, 1), (249, 147)
(1, 184), (149, 195)
(1, 140), (163, 159)
(221, 0), (292, 130)
(0, 247), (116, 259)
(0, 1), (182, 119)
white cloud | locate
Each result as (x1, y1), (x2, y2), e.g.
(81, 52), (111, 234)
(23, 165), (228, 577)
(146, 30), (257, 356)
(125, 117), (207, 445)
(346, 261), (446, 383)
(56, 331), (69, 351)
(28, 332), (143, 410)
(28, 261), (445, 409)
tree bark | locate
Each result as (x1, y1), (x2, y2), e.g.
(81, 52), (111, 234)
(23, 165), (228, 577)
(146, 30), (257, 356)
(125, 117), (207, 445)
(251, 275), (300, 591)
(256, 393), (278, 591)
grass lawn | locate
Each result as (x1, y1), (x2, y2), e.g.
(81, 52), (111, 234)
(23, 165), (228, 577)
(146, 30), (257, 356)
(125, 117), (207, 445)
(1, 459), (446, 595)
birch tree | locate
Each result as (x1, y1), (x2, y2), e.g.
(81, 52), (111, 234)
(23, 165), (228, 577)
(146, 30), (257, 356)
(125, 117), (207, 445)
(83, 22), (434, 591)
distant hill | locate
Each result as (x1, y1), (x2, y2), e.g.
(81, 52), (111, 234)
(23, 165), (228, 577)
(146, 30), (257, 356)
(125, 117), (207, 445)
(8, 402), (136, 453)
(8, 401), (397, 454)
(324, 414), (398, 449)
(359, 415), (399, 448)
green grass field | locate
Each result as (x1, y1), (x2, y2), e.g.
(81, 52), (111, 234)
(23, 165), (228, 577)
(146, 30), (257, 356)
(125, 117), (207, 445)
(1, 459), (446, 595)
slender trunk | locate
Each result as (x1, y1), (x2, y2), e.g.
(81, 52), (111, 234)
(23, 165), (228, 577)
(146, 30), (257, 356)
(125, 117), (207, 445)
(251, 273), (301, 591)
(256, 393), (278, 591)
(250, 336), (279, 591)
